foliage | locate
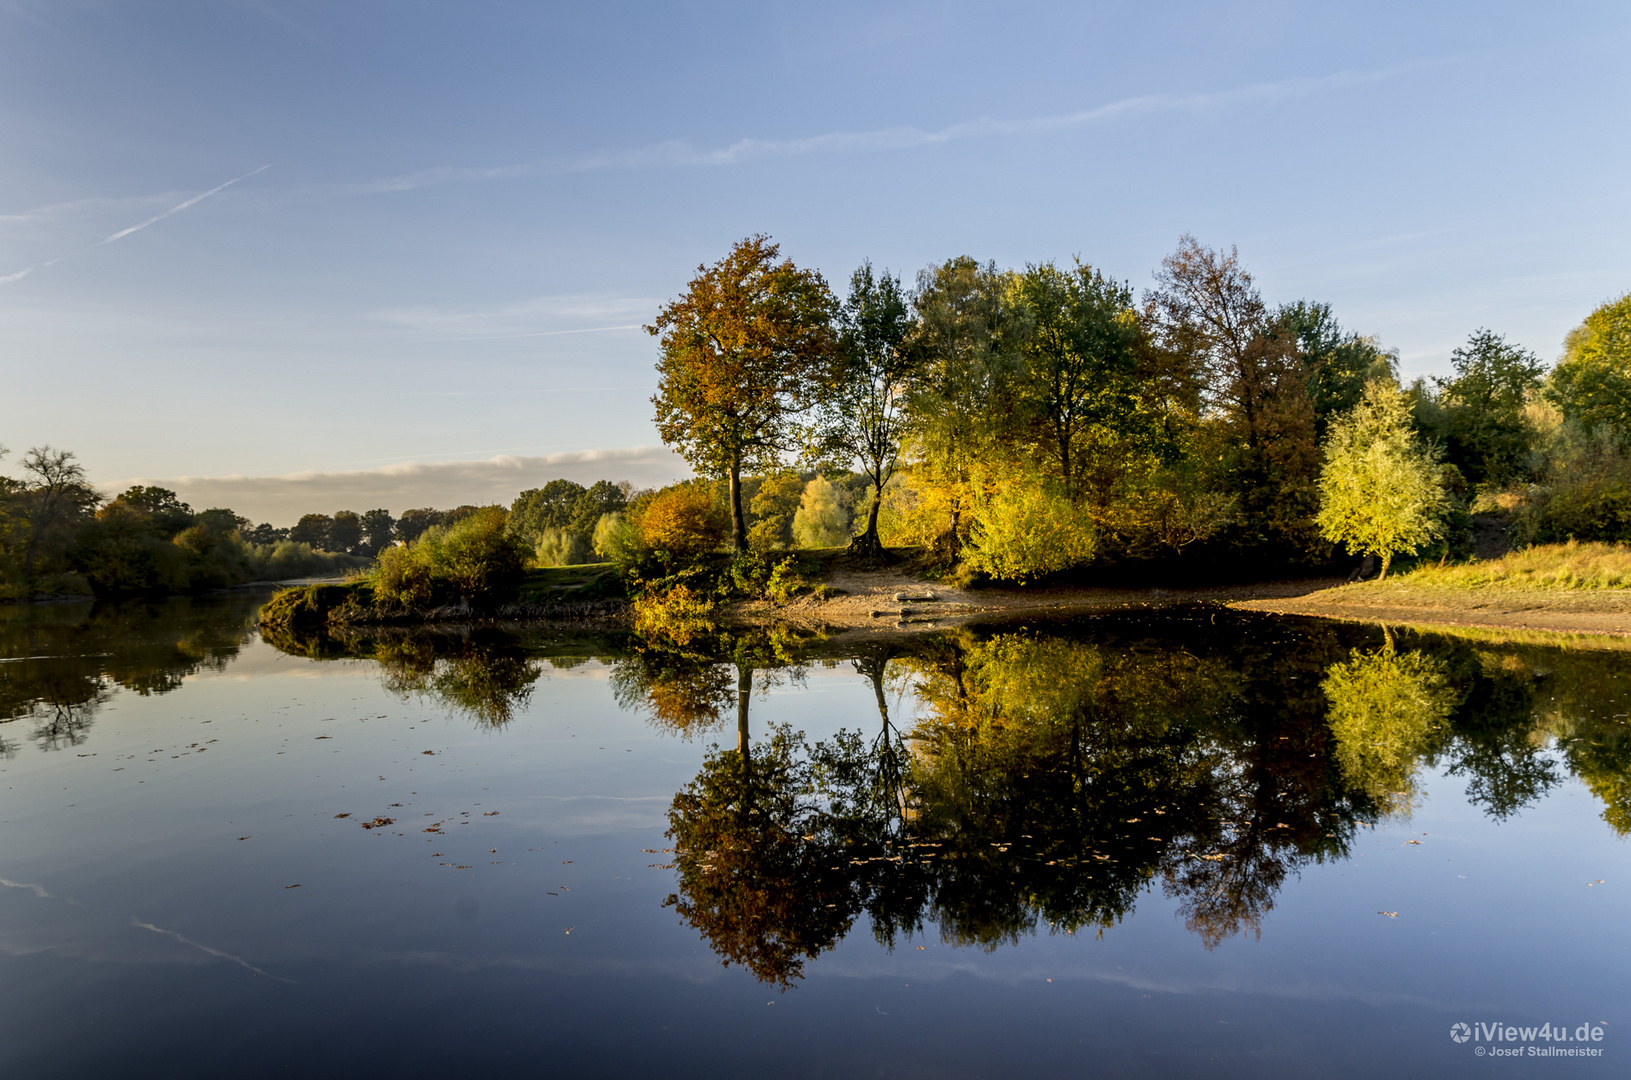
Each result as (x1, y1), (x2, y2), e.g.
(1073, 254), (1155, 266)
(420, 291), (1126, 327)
(960, 468), (1097, 582)
(1548, 292), (1631, 433)
(369, 506), (526, 608)
(533, 526), (589, 568)
(632, 584), (717, 645)
(649, 235), (841, 549)
(746, 471), (803, 551)
(1433, 329), (1546, 491)
(1278, 300), (1397, 434)
(790, 476), (853, 549)
(1006, 260), (1142, 502)
(822, 262), (917, 553)
(1317, 380), (1449, 578)
(636, 482), (727, 570)
(1323, 642), (1457, 816)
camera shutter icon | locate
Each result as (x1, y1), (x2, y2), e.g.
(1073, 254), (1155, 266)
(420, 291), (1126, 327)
(1450, 1023), (1472, 1043)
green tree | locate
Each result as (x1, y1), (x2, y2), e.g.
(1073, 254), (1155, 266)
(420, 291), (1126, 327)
(329, 510), (363, 554)
(1316, 380), (1449, 578)
(359, 509), (395, 554)
(567, 480), (629, 540)
(1278, 301), (1397, 434)
(1547, 292), (1631, 433)
(823, 262), (916, 555)
(395, 508), (443, 543)
(747, 471), (803, 551)
(903, 256), (1017, 559)
(289, 513), (333, 551)
(509, 480), (587, 544)
(1007, 261), (1141, 502)
(1436, 329), (1545, 490)
(649, 236), (840, 551)
(110, 486), (195, 538)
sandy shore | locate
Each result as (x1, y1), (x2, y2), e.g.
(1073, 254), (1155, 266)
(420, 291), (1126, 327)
(724, 569), (1631, 639)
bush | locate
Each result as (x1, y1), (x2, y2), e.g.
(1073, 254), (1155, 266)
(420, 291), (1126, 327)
(637, 484), (727, 569)
(369, 506), (526, 608)
(962, 473), (1097, 583)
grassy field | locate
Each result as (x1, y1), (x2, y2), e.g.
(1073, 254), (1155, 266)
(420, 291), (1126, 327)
(517, 563), (624, 604)
(1395, 541), (1631, 590)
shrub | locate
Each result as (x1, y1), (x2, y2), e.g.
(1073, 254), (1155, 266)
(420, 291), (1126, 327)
(369, 506), (525, 608)
(962, 473), (1097, 583)
(637, 484), (727, 568)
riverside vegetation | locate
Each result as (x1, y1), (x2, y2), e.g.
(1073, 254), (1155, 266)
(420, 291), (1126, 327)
(260, 235), (1631, 633)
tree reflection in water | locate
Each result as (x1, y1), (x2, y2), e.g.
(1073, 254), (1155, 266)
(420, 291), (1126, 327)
(641, 616), (1631, 984)
(253, 608), (1631, 984)
(1, 594), (260, 753)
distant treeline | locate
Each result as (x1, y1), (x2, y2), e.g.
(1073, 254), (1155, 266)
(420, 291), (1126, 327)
(0, 465), (374, 601)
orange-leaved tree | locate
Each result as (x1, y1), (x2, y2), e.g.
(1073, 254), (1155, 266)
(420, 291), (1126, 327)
(648, 236), (840, 551)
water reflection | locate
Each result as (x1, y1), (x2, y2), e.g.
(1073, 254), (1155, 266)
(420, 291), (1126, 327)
(0, 594), (261, 755)
(258, 609), (1631, 984)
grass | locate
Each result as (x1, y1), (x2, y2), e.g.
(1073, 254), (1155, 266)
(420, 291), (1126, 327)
(1392, 540), (1631, 590)
(517, 563), (624, 603)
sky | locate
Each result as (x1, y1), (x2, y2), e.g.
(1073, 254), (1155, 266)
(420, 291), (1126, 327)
(1, 0), (1627, 525)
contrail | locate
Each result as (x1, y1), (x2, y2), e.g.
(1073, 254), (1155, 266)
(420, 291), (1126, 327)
(0, 164), (270, 285)
(131, 918), (296, 983)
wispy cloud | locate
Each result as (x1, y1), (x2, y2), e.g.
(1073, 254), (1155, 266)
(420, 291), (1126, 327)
(348, 62), (1443, 196)
(371, 292), (657, 339)
(0, 164), (270, 285)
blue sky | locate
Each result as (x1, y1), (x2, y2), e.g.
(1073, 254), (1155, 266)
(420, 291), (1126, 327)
(2, 1), (1627, 522)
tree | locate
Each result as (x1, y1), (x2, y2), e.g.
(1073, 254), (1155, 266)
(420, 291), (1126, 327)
(110, 486), (195, 537)
(1277, 301), (1397, 434)
(790, 476), (852, 548)
(329, 510), (363, 554)
(395, 508), (443, 543)
(1316, 380), (1449, 578)
(567, 480), (629, 539)
(823, 262), (916, 555)
(649, 236), (840, 551)
(903, 256), (1017, 559)
(1547, 292), (1631, 433)
(1007, 261), (1141, 502)
(747, 471), (803, 551)
(360, 509), (395, 554)
(1146, 236), (1321, 553)
(1436, 329), (1545, 490)
(18, 446), (98, 578)
(289, 513), (333, 550)
(509, 480), (587, 544)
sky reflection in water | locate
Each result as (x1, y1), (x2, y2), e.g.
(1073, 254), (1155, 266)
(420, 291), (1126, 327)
(1, 595), (1625, 1077)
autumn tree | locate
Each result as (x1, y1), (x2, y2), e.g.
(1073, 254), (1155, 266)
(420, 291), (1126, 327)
(1146, 236), (1321, 554)
(649, 236), (840, 551)
(1316, 380), (1449, 579)
(823, 262), (916, 555)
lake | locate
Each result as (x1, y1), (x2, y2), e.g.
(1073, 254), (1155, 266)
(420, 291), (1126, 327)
(1, 593), (1624, 1077)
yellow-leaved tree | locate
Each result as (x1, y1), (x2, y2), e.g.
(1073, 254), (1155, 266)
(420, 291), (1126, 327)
(1316, 380), (1448, 579)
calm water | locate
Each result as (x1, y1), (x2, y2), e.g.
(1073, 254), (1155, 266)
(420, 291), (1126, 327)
(1, 594), (1626, 1078)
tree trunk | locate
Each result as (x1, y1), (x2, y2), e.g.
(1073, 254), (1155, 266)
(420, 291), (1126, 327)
(1378, 552), (1391, 580)
(727, 459), (747, 552)
(736, 664), (753, 777)
(848, 474), (885, 558)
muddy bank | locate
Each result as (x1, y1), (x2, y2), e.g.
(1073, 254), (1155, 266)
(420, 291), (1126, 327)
(1229, 581), (1631, 637)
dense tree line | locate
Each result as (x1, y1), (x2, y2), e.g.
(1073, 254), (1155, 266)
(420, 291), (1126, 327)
(644, 235), (1631, 582)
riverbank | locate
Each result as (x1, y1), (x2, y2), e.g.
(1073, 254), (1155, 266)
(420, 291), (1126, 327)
(1229, 580), (1631, 638)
